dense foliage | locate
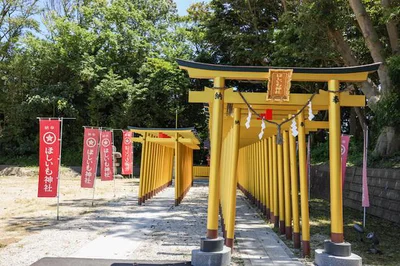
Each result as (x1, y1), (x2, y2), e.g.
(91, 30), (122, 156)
(0, 0), (399, 165)
(0, 0), (207, 164)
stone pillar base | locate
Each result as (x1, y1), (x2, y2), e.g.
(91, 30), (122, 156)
(315, 249), (362, 266)
(200, 237), (224, 252)
(192, 246), (231, 266)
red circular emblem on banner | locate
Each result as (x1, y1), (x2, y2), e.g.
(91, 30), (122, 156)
(43, 132), (56, 145)
(86, 137), (97, 148)
(341, 144), (346, 155)
(102, 138), (110, 147)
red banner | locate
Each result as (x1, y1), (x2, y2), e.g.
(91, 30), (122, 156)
(38, 120), (61, 197)
(341, 135), (351, 189)
(100, 130), (114, 181)
(81, 128), (100, 188)
(122, 130), (133, 175)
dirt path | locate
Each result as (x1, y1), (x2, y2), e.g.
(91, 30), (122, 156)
(0, 167), (244, 265)
(0, 167), (137, 250)
(1, 167), (302, 266)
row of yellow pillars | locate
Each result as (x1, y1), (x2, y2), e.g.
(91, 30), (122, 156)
(137, 132), (194, 206)
(138, 133), (174, 205)
(219, 108), (241, 248)
(205, 78), (344, 257)
(236, 114), (309, 254)
(174, 133), (194, 206)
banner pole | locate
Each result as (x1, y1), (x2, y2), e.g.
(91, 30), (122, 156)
(56, 118), (64, 220)
(113, 174), (116, 197)
(92, 175), (96, 206)
(112, 130), (116, 197)
(92, 127), (102, 207)
(363, 124), (369, 228)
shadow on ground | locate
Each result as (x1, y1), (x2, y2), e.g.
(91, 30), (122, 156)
(31, 257), (191, 266)
(6, 181), (210, 245)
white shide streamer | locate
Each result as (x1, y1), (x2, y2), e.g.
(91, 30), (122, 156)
(258, 119), (266, 140)
(291, 119), (298, 137)
(245, 108), (252, 129)
(308, 102), (315, 121)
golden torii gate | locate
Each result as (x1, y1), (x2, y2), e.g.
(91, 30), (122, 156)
(129, 127), (200, 206)
(177, 59), (380, 259)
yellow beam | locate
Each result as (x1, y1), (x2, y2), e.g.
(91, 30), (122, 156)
(190, 88), (365, 107)
(132, 137), (143, 143)
(233, 104), (327, 111)
(189, 87), (214, 103)
(179, 65), (373, 82)
(178, 137), (200, 145)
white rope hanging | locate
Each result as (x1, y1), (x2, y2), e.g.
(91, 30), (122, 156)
(245, 108), (252, 129)
(291, 119), (298, 137)
(258, 119), (266, 140)
(308, 101), (315, 121)
(237, 89), (319, 144)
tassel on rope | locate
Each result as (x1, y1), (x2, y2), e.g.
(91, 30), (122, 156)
(245, 108), (252, 129)
(308, 101), (315, 121)
(276, 124), (283, 145)
(258, 119), (266, 140)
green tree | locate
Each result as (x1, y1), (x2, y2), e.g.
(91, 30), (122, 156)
(194, 0), (400, 157)
(0, 0), (209, 164)
(0, 0), (39, 137)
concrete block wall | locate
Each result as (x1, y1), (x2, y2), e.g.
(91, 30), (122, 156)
(310, 164), (400, 223)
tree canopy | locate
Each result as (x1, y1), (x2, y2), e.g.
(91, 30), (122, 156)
(0, 0), (399, 165)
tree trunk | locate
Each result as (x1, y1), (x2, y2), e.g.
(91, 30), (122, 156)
(327, 28), (380, 106)
(373, 127), (400, 156)
(281, 0), (287, 12)
(381, 0), (399, 54)
(327, 26), (399, 156)
(348, 0), (392, 94)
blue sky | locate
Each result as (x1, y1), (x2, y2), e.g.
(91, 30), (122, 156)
(175, 0), (209, 16)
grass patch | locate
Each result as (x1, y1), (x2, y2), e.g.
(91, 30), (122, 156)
(274, 198), (400, 265)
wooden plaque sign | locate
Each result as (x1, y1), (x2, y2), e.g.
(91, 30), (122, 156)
(266, 69), (293, 101)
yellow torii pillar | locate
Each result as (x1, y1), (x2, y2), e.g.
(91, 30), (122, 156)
(207, 77), (225, 239)
(289, 115), (301, 249)
(328, 80), (343, 243)
(225, 108), (241, 249)
(277, 135), (285, 234)
(297, 110), (310, 256)
(283, 130), (292, 240)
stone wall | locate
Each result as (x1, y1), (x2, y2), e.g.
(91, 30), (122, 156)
(310, 164), (400, 223)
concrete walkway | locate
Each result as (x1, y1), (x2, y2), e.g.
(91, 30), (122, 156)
(234, 191), (303, 265)
(31, 181), (303, 266)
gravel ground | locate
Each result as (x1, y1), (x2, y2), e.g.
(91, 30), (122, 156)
(0, 169), (244, 266)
